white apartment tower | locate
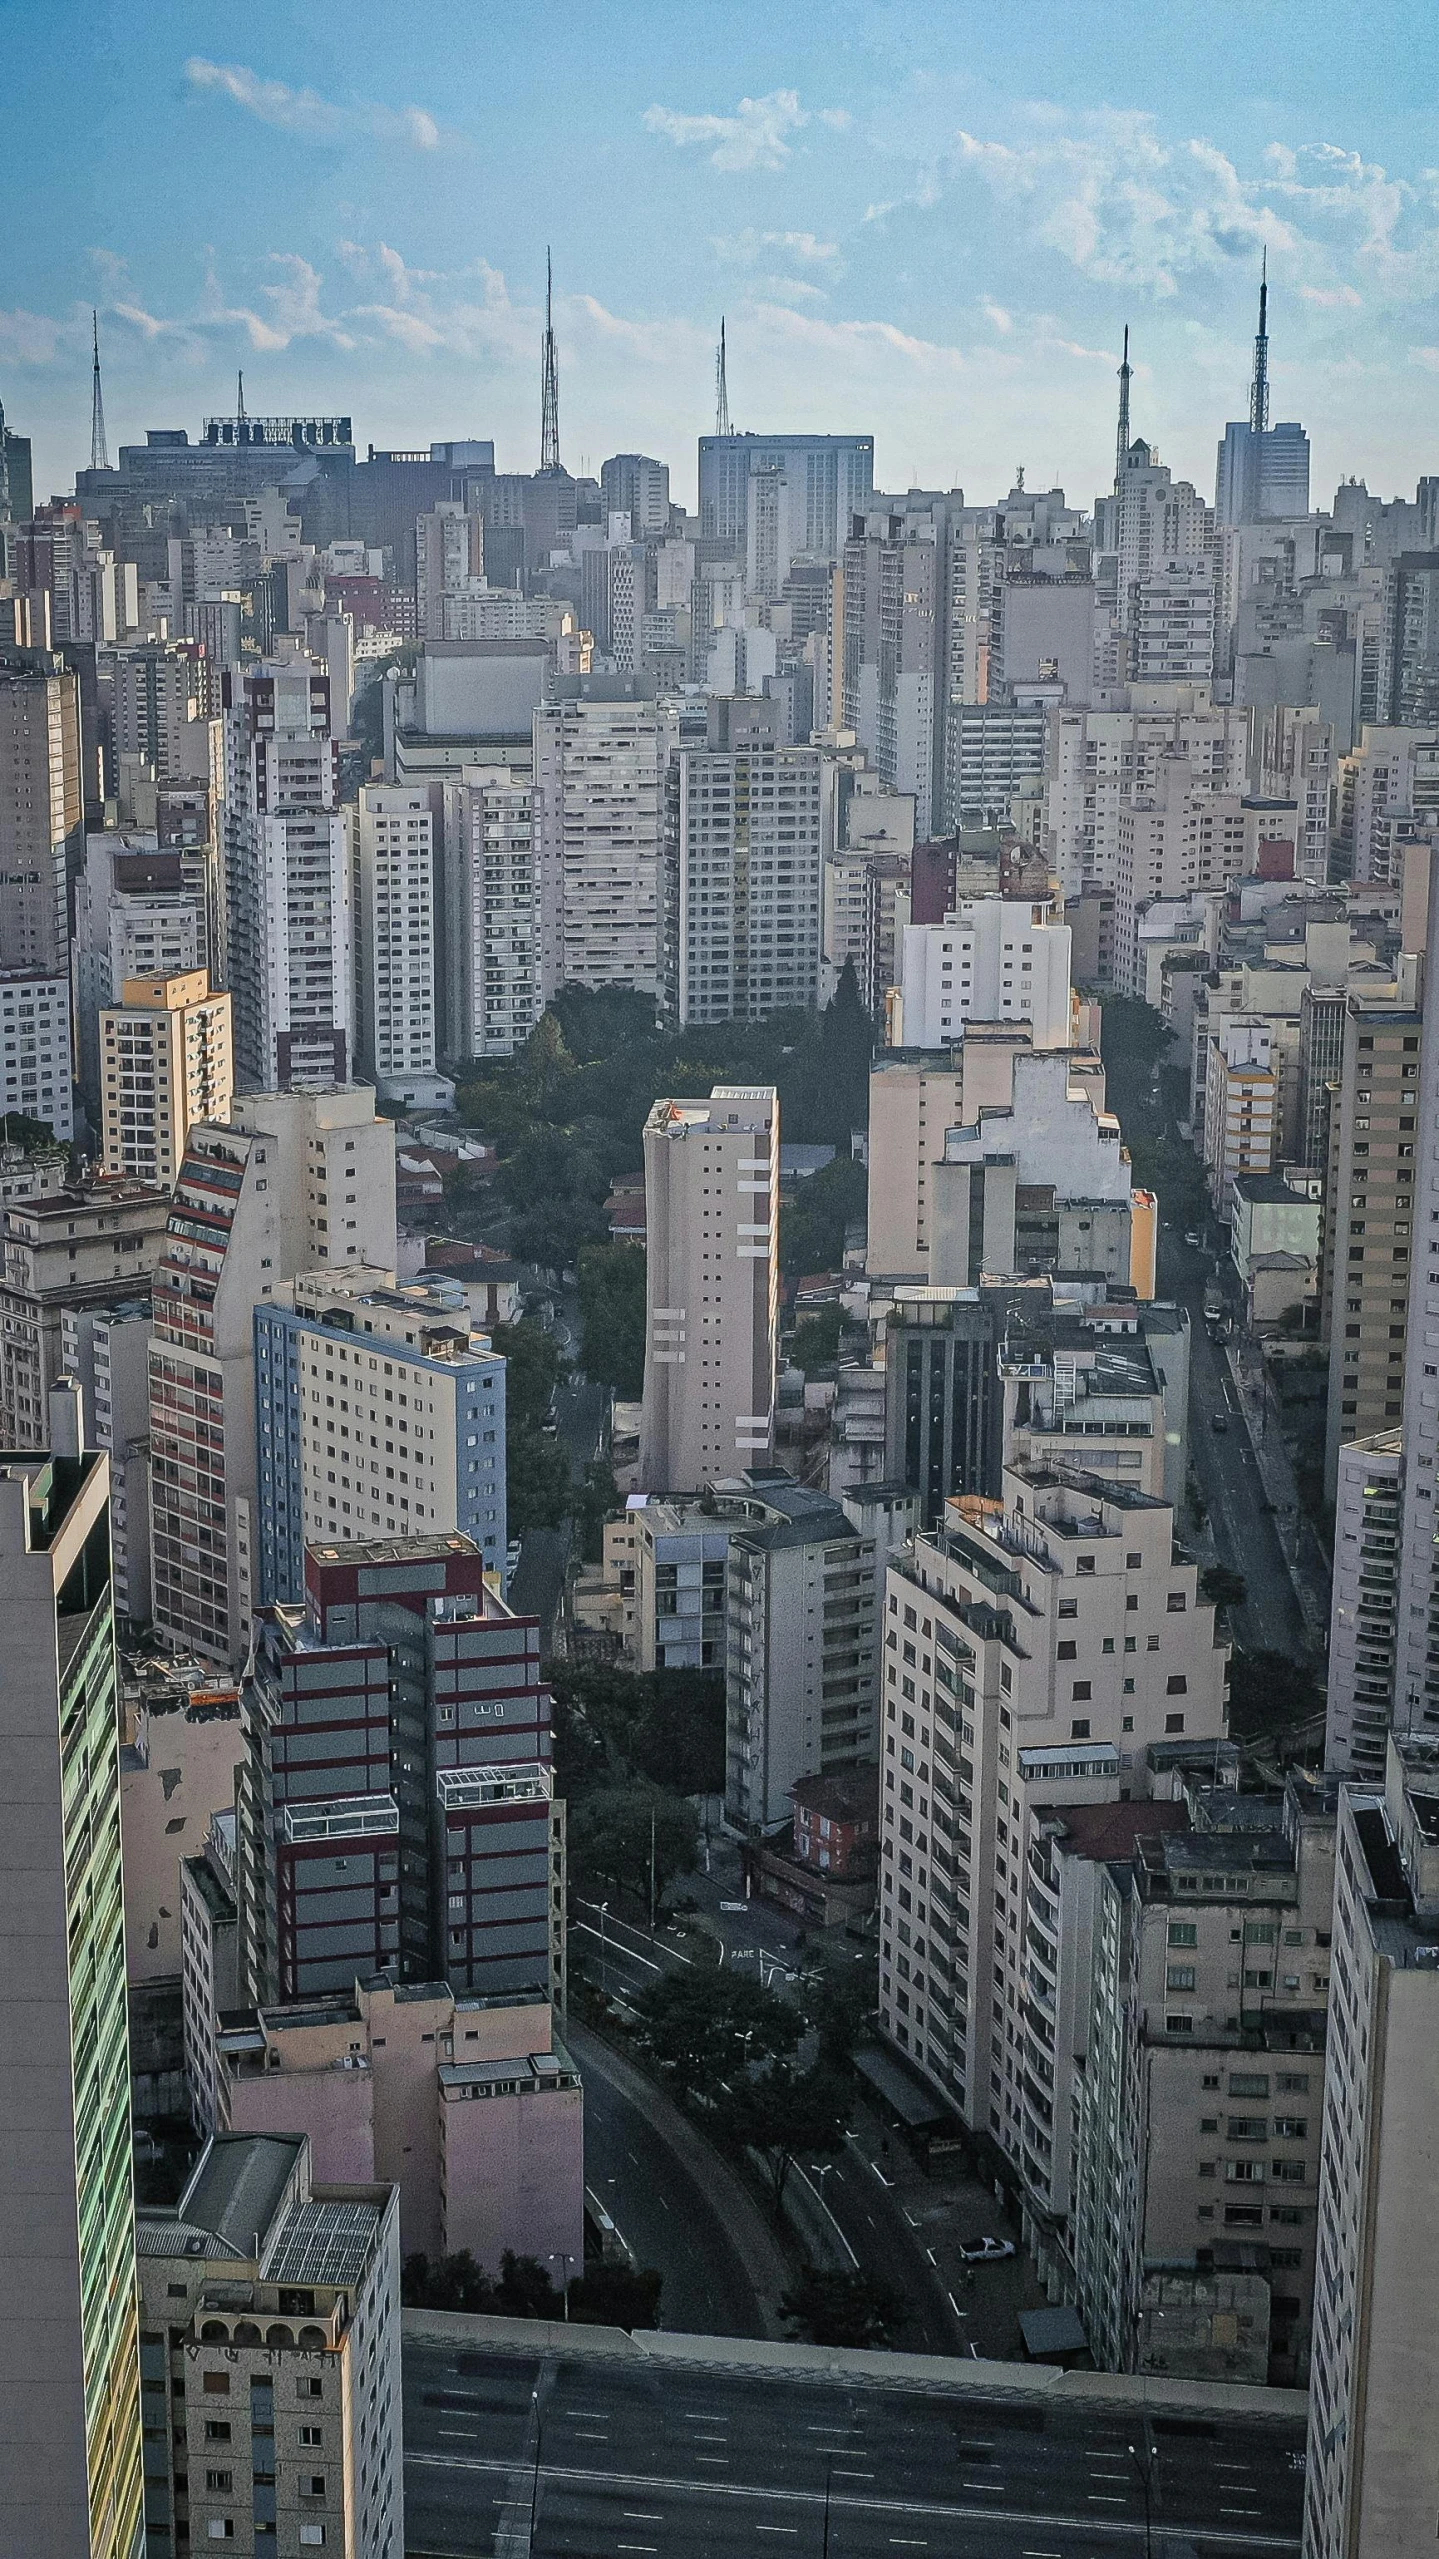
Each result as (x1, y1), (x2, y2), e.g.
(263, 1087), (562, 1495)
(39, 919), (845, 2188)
(533, 688), (675, 1002)
(148, 1087), (398, 1666)
(638, 1085), (779, 1494)
(674, 704), (824, 1024)
(439, 770), (541, 1058)
(355, 783), (444, 1107)
(221, 657), (353, 1090)
(895, 898), (1073, 1049)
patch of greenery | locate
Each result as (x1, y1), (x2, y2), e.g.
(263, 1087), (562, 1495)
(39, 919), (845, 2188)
(781, 2265), (906, 2349)
(782, 1154), (867, 1278)
(578, 1243), (647, 1397)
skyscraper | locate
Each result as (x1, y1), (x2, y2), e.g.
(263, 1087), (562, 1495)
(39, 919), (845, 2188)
(697, 431), (874, 597)
(532, 683), (675, 1000)
(638, 1084), (779, 1493)
(220, 657), (352, 1089)
(0, 1411), (144, 2559)
(98, 969), (234, 1189)
(0, 648), (83, 971)
(672, 697), (825, 1025)
(1214, 266), (1311, 526)
(355, 783), (445, 1107)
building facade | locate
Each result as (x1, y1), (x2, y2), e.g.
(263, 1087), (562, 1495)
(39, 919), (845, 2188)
(638, 1084), (779, 1494)
(98, 969), (233, 1188)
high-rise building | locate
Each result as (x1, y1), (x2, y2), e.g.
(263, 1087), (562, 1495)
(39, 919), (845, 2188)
(355, 783), (446, 1107)
(232, 1534), (560, 2012)
(136, 2130), (403, 2559)
(671, 698), (824, 1024)
(0, 963), (74, 1136)
(532, 684), (675, 1001)
(1303, 1743), (1439, 2559)
(0, 648), (83, 972)
(843, 501), (945, 838)
(1320, 998), (1421, 1496)
(1376, 551), (1439, 727)
(220, 657), (353, 1089)
(638, 1084), (778, 1493)
(0, 1420), (144, 2559)
(697, 432), (874, 597)
(60, 1296), (154, 1633)
(439, 769), (540, 1059)
(415, 500), (485, 639)
(1326, 1431), (1403, 1780)
(148, 1089), (398, 1666)
(875, 1465), (1227, 2161)
(0, 1179), (169, 1446)
(98, 969), (233, 1188)
(895, 897), (1073, 1050)
(1045, 698), (1248, 908)
(103, 639), (213, 791)
(72, 830), (215, 1109)
(253, 1268), (506, 1602)
(725, 1477), (879, 1832)
(1214, 268), (1311, 527)
(0, 386), (33, 524)
(600, 451), (671, 537)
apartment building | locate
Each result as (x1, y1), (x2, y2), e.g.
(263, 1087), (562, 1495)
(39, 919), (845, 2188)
(894, 898), (1073, 1050)
(533, 685), (675, 1002)
(72, 831), (213, 1109)
(0, 1179), (169, 1445)
(638, 1084), (778, 1495)
(0, 964), (74, 1137)
(0, 650), (82, 972)
(136, 2132), (402, 2559)
(671, 701), (824, 1025)
(876, 1468), (1227, 2156)
(1044, 696), (1247, 908)
(1320, 1000), (1422, 1497)
(1202, 1018), (1278, 1216)
(253, 1268), (506, 1604)
(1071, 1781), (1335, 2387)
(232, 1534), (560, 2016)
(0, 1432), (144, 2559)
(930, 1051), (1148, 1293)
(1115, 765), (1249, 996)
(1303, 1743), (1439, 2559)
(148, 1088), (398, 1666)
(1326, 1432), (1403, 1780)
(98, 969), (233, 1189)
(60, 1295), (152, 1627)
(355, 783), (446, 1109)
(726, 1476), (878, 1832)
(220, 1977), (583, 2276)
(439, 769), (541, 1059)
(221, 657), (353, 1089)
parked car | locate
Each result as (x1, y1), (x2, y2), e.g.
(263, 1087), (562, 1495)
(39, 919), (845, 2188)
(959, 2235), (1017, 2263)
(1211, 1413), (1229, 1433)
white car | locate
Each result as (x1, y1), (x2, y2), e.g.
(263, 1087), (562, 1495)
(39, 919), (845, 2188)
(959, 2234), (1016, 2263)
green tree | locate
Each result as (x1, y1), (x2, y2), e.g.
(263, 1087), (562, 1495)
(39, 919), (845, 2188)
(790, 1306), (843, 1373)
(546, 1661), (727, 1797)
(634, 1967), (801, 2097)
(715, 2062), (851, 2214)
(401, 2249), (496, 2312)
(572, 1455), (620, 1564)
(1200, 1564), (1248, 1611)
(506, 1432), (572, 1535)
(578, 1242), (648, 1396)
(1227, 1648), (1325, 1745)
(517, 1011), (577, 1116)
(781, 1155), (868, 1278)
(567, 1785), (700, 1912)
(492, 1319), (565, 1432)
(568, 2261), (663, 2330)
(780, 2265), (905, 2348)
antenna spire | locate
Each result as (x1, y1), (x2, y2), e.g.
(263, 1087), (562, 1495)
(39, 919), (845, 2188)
(540, 248), (561, 475)
(1114, 323), (1131, 491)
(715, 317), (731, 437)
(89, 310), (110, 473)
(1249, 248), (1270, 436)
(237, 368), (246, 424)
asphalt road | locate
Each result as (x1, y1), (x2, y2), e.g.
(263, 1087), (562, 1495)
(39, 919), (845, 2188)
(569, 2023), (768, 2341)
(1159, 1229), (1309, 1659)
(403, 2337), (1306, 2556)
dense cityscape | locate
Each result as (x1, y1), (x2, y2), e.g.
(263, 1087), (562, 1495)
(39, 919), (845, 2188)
(2, 18), (1439, 2557)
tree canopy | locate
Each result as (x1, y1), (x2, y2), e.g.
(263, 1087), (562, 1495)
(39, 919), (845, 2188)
(633, 1966), (801, 2097)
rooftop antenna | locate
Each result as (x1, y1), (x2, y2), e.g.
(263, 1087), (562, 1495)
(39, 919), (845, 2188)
(539, 248), (561, 475)
(715, 317), (731, 437)
(1114, 323), (1131, 491)
(89, 310), (110, 473)
(236, 368), (246, 423)
(1249, 248), (1270, 436)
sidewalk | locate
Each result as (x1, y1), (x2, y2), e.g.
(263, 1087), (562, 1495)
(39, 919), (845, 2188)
(1224, 1342), (1330, 1645)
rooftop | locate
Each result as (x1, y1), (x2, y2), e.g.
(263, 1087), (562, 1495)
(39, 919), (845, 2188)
(179, 2134), (305, 2257)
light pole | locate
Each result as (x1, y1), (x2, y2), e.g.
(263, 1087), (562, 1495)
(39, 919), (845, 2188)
(529, 2388), (542, 2538)
(821, 2457), (833, 2558)
(1128, 2439), (1154, 2559)
(548, 2251), (575, 2318)
(598, 1899), (609, 1996)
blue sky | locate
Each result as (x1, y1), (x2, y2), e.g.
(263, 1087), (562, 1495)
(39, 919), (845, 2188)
(5, 0), (1439, 510)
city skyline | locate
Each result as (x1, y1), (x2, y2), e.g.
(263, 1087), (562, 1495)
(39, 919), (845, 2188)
(5, 0), (1439, 501)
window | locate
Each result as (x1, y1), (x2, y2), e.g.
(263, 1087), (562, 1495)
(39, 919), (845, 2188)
(207, 2530), (235, 2546)
(1071, 1718), (1091, 1740)
(203, 2373), (230, 2397)
(299, 2426), (323, 2448)
(1057, 1640), (1077, 1661)
(1165, 2013), (1193, 2033)
(1071, 1680), (1091, 1701)
(1058, 1598), (1078, 1619)
(1166, 1674), (1188, 1695)
(298, 2378), (323, 2400)
(302, 2475), (327, 2499)
(1165, 1712), (1185, 1733)
(206, 2470), (233, 2492)
(1168, 1922), (1198, 1947)
(1166, 1966), (1196, 1991)
(1275, 2117), (1308, 2141)
(204, 2421), (232, 2443)
(1167, 1592), (1187, 1613)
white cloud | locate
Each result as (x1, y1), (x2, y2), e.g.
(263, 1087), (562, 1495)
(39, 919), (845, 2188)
(981, 298), (1013, 334)
(185, 57), (444, 150)
(0, 307), (73, 365)
(643, 89), (808, 173)
(713, 227), (841, 265)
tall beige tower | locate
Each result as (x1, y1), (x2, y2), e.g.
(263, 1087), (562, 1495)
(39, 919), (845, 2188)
(98, 968), (233, 1189)
(638, 1084), (778, 1494)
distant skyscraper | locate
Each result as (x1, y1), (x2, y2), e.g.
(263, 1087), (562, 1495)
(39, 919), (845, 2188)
(355, 783), (445, 1107)
(0, 649), (83, 972)
(0, 1418), (145, 2559)
(533, 684), (675, 1000)
(638, 1083), (779, 1493)
(1215, 265), (1311, 525)
(697, 432), (874, 595)
(673, 697), (824, 1025)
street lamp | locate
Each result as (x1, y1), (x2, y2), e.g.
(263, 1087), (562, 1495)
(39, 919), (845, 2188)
(1128, 2440), (1154, 2559)
(598, 1899), (609, 1996)
(548, 2251), (575, 2318)
(529, 2388), (543, 2538)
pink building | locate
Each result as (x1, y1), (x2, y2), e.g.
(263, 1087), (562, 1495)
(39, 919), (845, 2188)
(220, 1974), (583, 2275)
